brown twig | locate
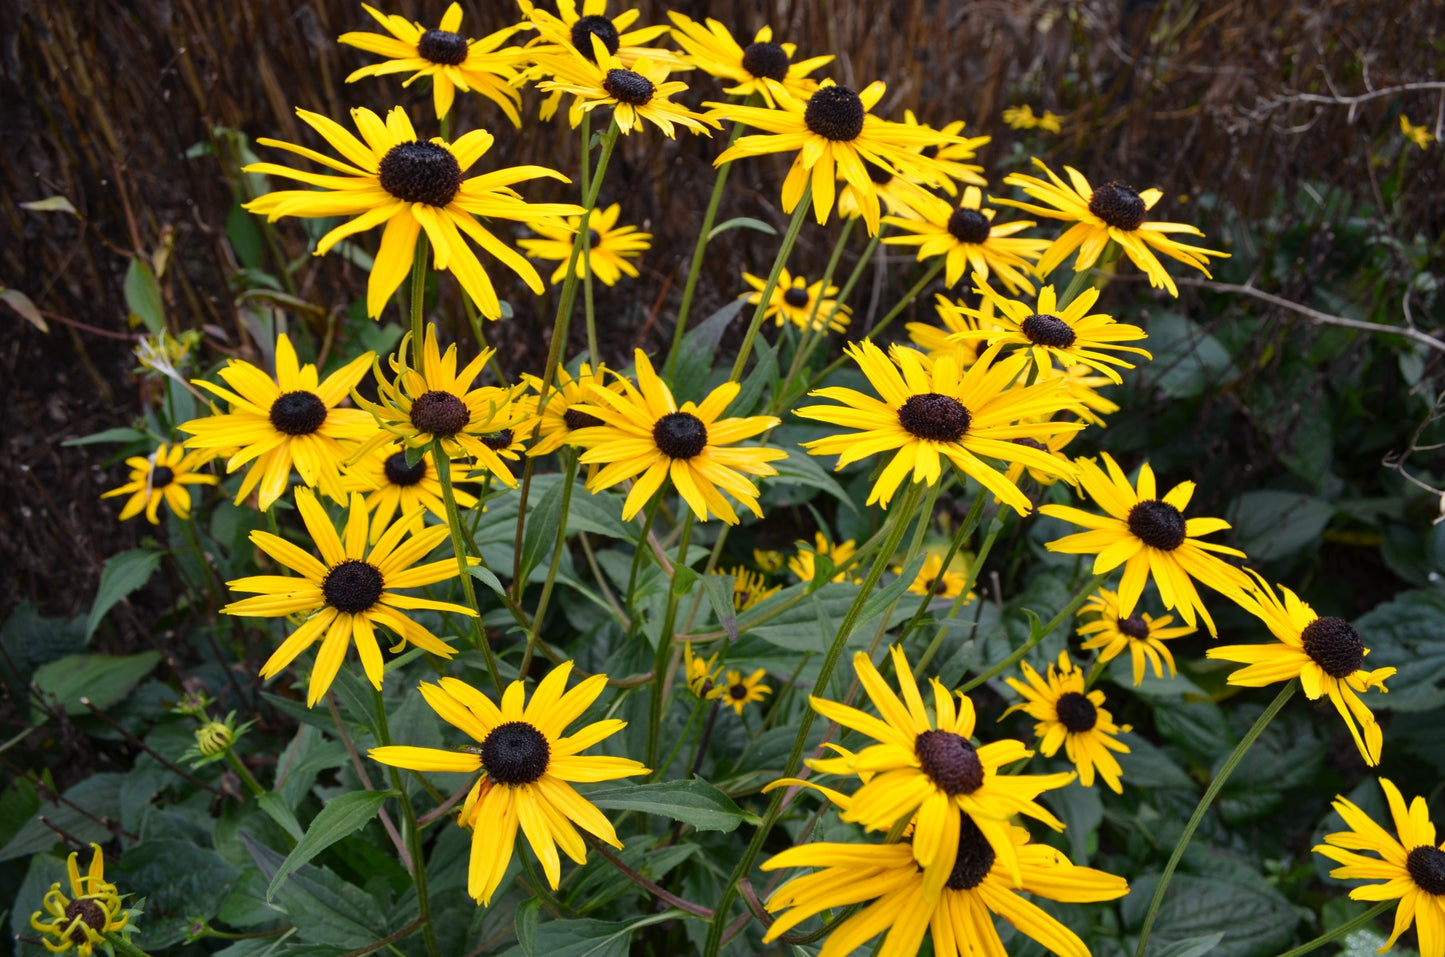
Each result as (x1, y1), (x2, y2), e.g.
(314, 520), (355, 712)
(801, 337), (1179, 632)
(585, 836), (713, 918)
(78, 697), (222, 795)
(337, 916), (425, 957)
(325, 695), (410, 868)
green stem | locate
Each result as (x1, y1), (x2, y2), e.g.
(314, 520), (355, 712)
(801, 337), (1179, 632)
(647, 512), (695, 772)
(1274, 901), (1394, 957)
(778, 217), (856, 402)
(431, 444), (505, 694)
(224, 750), (265, 798)
(625, 496), (664, 621)
(959, 570), (1110, 694)
(373, 688), (442, 957)
(810, 258), (942, 386)
(729, 187), (813, 382)
(700, 482), (925, 957)
(105, 934), (157, 957)
(1133, 679), (1299, 957)
(408, 235), (429, 372)
(522, 454), (579, 678)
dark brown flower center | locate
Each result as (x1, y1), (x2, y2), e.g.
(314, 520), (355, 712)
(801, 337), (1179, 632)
(1021, 313), (1077, 348)
(944, 811), (996, 890)
(741, 40), (790, 80)
(729, 683), (749, 700)
(653, 411), (708, 459)
(417, 28), (469, 65)
(482, 720), (550, 785)
(1406, 845), (1445, 895)
(1012, 437), (1048, 453)
(897, 393), (971, 443)
(783, 287), (811, 308)
(383, 451), (427, 487)
(1126, 499), (1187, 550)
(63, 898), (107, 943)
(1300, 616), (1365, 678)
(915, 729), (984, 795)
(603, 68), (654, 105)
(481, 429), (514, 451)
(564, 407), (604, 431)
(1088, 182), (1147, 231)
(150, 465), (175, 488)
(804, 85), (865, 141)
(378, 141), (463, 207)
(863, 157), (894, 185)
(571, 14), (621, 60)
(1055, 691), (1098, 732)
(269, 391), (328, 436)
(410, 390), (471, 437)
(322, 559), (384, 614)
(1118, 614), (1150, 640)
(946, 208), (991, 245)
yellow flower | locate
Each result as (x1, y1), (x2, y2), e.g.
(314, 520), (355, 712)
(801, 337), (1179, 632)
(729, 566), (779, 610)
(223, 488), (471, 706)
(1039, 453), (1251, 636)
(1207, 573), (1395, 765)
(1004, 652), (1131, 793)
(752, 548), (785, 574)
(339, 3), (528, 122)
(1044, 362), (1121, 427)
(516, 203), (651, 285)
(1401, 114), (1435, 149)
(716, 668), (771, 716)
(521, 362), (622, 458)
(898, 551), (973, 602)
(1314, 777), (1445, 957)
(994, 159), (1227, 297)
(29, 844), (129, 957)
(569, 349), (786, 523)
(742, 267), (851, 333)
(535, 40), (714, 137)
(341, 440), (478, 542)
(179, 334), (376, 511)
(1002, 104), (1062, 133)
(1076, 588), (1195, 685)
(243, 106), (580, 319)
(883, 186), (1048, 293)
(906, 293), (993, 366)
(370, 663), (648, 904)
(667, 14), (830, 107)
(683, 642), (721, 697)
(897, 111), (989, 194)
(102, 442), (218, 523)
(787, 531), (858, 585)
(796, 340), (1082, 514)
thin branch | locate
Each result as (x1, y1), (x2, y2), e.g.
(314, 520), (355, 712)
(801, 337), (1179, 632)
(337, 916), (425, 957)
(79, 697), (222, 795)
(325, 696), (410, 868)
(585, 836), (713, 918)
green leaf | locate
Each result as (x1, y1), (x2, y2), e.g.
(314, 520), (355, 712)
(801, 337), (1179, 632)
(1225, 490), (1333, 561)
(20, 195), (77, 214)
(1355, 589), (1445, 712)
(85, 548), (163, 640)
(496, 912), (683, 957)
(706, 216), (776, 241)
(61, 426), (149, 447)
(587, 779), (752, 833)
(670, 565), (701, 599)
(30, 651), (161, 718)
(1151, 933), (1226, 957)
(724, 335), (779, 418)
(118, 840), (240, 948)
(0, 773), (124, 861)
(266, 790), (393, 901)
(766, 448), (855, 510)
(124, 257), (165, 333)
(672, 298), (746, 405)
(701, 574), (739, 642)
(1, 287), (48, 333)
(1123, 872), (1298, 957)
(515, 898), (542, 957)
(257, 792), (304, 842)
(1043, 780), (1103, 863)
(242, 834), (385, 948)
(467, 564), (507, 597)
(519, 477), (566, 584)
(1143, 310), (1238, 400)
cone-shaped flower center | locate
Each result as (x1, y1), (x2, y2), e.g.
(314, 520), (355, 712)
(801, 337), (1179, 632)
(1126, 499), (1187, 550)
(898, 393), (971, 443)
(383, 451), (427, 487)
(783, 287), (811, 308)
(323, 559), (384, 614)
(1088, 182), (1147, 231)
(571, 15), (620, 60)
(946, 208), (991, 245)
(482, 720), (551, 785)
(270, 391), (328, 436)
(804, 86), (865, 141)
(944, 811), (996, 890)
(1021, 313), (1077, 348)
(1055, 691), (1098, 732)
(729, 683), (749, 700)
(915, 729), (984, 795)
(564, 407), (604, 431)
(410, 390), (471, 437)
(378, 141), (462, 208)
(63, 899), (107, 943)
(1118, 614), (1150, 639)
(603, 68), (654, 105)
(653, 411), (708, 459)
(1300, 616), (1365, 678)
(150, 465), (176, 489)
(418, 28), (469, 65)
(741, 41), (790, 80)
(1406, 845), (1445, 895)
(481, 429), (514, 450)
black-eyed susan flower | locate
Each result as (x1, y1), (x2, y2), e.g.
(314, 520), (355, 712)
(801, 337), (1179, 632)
(180, 334), (375, 512)
(569, 349), (786, 523)
(837, 156), (935, 222)
(369, 663), (648, 904)
(354, 324), (531, 485)
(898, 550), (974, 602)
(729, 566), (779, 611)
(1003, 652), (1130, 793)
(708, 81), (967, 235)
(904, 112), (990, 193)
(223, 488), (470, 706)
(535, 40), (713, 137)
(808, 646), (1075, 895)
(753, 548), (785, 574)
(1003, 104), (1063, 133)
(667, 14), (830, 106)
(244, 106), (581, 319)
(762, 815), (1128, 957)
(883, 186), (1048, 293)
(787, 531), (857, 584)
(1076, 588), (1194, 685)
(1314, 777), (1445, 957)
(521, 362), (621, 458)
(516, 203), (650, 285)
(1043, 362), (1120, 428)
(994, 159), (1226, 297)
(1039, 453), (1251, 636)
(342, 440), (478, 541)
(683, 642), (720, 698)
(742, 267), (850, 333)
(797, 341), (1082, 514)
(1401, 115), (1435, 150)
(1001, 427), (1079, 490)
(906, 293), (992, 365)
(339, 4), (528, 122)
(1207, 574), (1395, 765)
(716, 668), (771, 716)
(29, 844), (130, 957)
(102, 442), (218, 523)
(959, 276), (1151, 383)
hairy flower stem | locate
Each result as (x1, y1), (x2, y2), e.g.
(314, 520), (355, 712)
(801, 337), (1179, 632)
(1275, 901), (1393, 957)
(959, 569), (1111, 693)
(373, 688), (442, 957)
(729, 187), (813, 382)
(625, 496), (664, 621)
(408, 234), (429, 372)
(1133, 679), (1299, 957)
(521, 454), (580, 679)
(105, 934), (156, 957)
(431, 444), (505, 694)
(648, 512), (695, 773)
(224, 751), (265, 798)
(809, 258), (943, 386)
(701, 482), (924, 957)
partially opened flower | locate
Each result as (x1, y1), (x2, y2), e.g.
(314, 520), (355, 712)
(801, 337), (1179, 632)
(180, 334), (376, 511)
(906, 293), (993, 365)
(742, 267), (850, 333)
(883, 186), (1047, 292)
(521, 362), (622, 458)
(342, 440), (478, 542)
(244, 106), (580, 318)
(517, 203), (651, 285)
(683, 642), (721, 697)
(370, 663), (648, 904)
(903, 112), (990, 193)
(339, 3), (528, 122)
(223, 488), (471, 706)
(1004, 652), (1131, 793)
(535, 40), (714, 137)
(1207, 573), (1395, 765)
(29, 844), (130, 957)
(729, 566), (779, 610)
(716, 668), (771, 716)
(102, 442), (218, 523)
(668, 14), (830, 106)
(1076, 588), (1195, 685)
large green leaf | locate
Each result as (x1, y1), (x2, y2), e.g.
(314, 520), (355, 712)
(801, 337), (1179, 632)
(266, 790), (393, 900)
(118, 840), (240, 948)
(1354, 589), (1445, 712)
(1124, 872), (1299, 957)
(0, 773), (124, 861)
(85, 548), (162, 640)
(587, 779), (753, 833)
(30, 651), (160, 718)
(243, 833), (388, 948)
(1143, 310), (1238, 400)
(496, 912), (684, 957)
(124, 257), (165, 333)
(1225, 490), (1333, 561)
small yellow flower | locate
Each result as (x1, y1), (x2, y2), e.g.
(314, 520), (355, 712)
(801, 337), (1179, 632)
(752, 549), (785, 574)
(883, 186), (1048, 293)
(1002, 105), (1063, 133)
(742, 268), (850, 333)
(1401, 114), (1434, 149)
(29, 844), (129, 956)
(1003, 652), (1131, 793)
(898, 551), (974, 603)
(1076, 588), (1195, 685)
(716, 668), (771, 716)
(787, 532), (857, 585)
(517, 203), (651, 286)
(730, 566), (780, 611)
(535, 42), (714, 138)
(101, 443), (218, 524)
(667, 14), (831, 107)
(683, 643), (721, 698)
